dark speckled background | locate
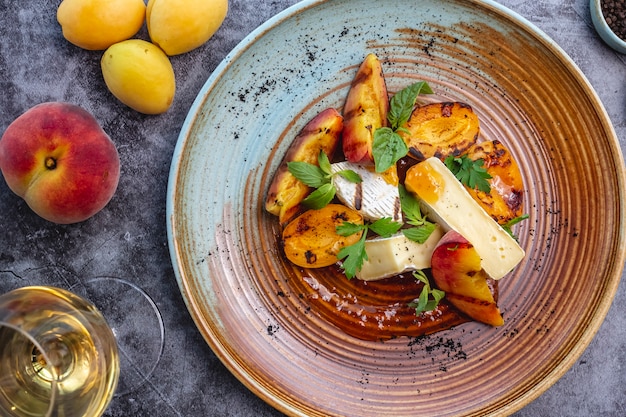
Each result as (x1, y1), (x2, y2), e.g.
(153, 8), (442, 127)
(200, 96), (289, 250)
(1, 0), (625, 416)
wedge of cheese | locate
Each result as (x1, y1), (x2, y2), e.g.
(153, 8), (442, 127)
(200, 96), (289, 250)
(404, 157), (525, 280)
(331, 161), (402, 222)
(357, 225), (444, 281)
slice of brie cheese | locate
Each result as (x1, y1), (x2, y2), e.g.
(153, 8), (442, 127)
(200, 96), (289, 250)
(331, 161), (402, 222)
(405, 157), (525, 280)
(357, 225), (444, 281)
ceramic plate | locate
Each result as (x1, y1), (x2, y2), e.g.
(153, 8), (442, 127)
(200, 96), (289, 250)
(166, 0), (626, 415)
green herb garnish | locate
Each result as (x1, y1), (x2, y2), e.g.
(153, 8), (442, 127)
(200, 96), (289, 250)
(408, 270), (445, 315)
(287, 150), (361, 209)
(372, 127), (408, 173)
(388, 81), (433, 130)
(372, 81), (433, 173)
(300, 182), (336, 209)
(335, 217), (403, 279)
(444, 154), (492, 193)
(502, 213), (530, 241)
(335, 230), (367, 280)
(398, 184), (437, 243)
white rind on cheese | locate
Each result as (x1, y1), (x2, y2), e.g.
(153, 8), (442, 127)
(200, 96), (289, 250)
(331, 161), (402, 222)
(412, 157), (525, 280)
(356, 225), (444, 281)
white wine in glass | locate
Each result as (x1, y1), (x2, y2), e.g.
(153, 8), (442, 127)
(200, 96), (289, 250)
(0, 286), (119, 417)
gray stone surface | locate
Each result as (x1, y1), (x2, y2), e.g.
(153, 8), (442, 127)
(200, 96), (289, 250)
(0, 0), (624, 416)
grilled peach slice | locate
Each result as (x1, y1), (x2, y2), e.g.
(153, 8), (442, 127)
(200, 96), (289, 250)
(400, 102), (479, 160)
(431, 230), (503, 326)
(444, 293), (503, 327)
(465, 139), (524, 224)
(342, 53), (389, 164)
(282, 204), (363, 268)
(265, 108), (343, 224)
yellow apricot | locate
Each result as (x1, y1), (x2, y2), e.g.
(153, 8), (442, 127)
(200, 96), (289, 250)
(57, 0), (146, 50)
(101, 40), (176, 115)
(146, 0), (228, 56)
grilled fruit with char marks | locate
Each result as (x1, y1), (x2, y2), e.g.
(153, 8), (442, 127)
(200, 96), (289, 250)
(265, 108), (343, 225)
(400, 102), (479, 160)
(431, 230), (504, 326)
(465, 139), (524, 225)
(342, 53), (389, 164)
(282, 204), (364, 268)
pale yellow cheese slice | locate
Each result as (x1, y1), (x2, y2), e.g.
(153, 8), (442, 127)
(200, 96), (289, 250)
(405, 157), (525, 280)
(357, 225), (444, 281)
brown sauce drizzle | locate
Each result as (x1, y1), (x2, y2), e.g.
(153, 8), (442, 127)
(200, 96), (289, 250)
(295, 263), (492, 341)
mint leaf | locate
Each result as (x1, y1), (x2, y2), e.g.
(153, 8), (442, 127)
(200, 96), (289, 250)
(287, 161), (327, 188)
(413, 270), (429, 286)
(301, 182), (335, 209)
(336, 169), (362, 183)
(402, 223), (436, 244)
(368, 217), (403, 238)
(425, 289), (446, 312)
(288, 151), (362, 210)
(372, 128), (408, 173)
(317, 150), (332, 175)
(388, 81), (433, 130)
(413, 286), (444, 314)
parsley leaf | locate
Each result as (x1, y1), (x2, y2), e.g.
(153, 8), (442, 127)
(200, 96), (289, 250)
(287, 150), (361, 209)
(336, 217), (403, 279)
(398, 185), (437, 243)
(372, 81), (432, 173)
(336, 231), (368, 279)
(444, 154), (492, 193)
(336, 221), (366, 237)
(408, 270), (445, 315)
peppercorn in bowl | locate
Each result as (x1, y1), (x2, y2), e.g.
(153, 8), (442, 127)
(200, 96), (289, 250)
(591, 0), (626, 53)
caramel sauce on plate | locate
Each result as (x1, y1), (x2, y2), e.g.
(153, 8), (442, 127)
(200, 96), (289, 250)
(298, 265), (474, 341)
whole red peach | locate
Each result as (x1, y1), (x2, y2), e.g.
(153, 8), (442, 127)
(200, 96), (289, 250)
(0, 102), (120, 224)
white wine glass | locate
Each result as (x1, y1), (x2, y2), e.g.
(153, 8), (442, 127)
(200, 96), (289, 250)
(0, 286), (119, 417)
